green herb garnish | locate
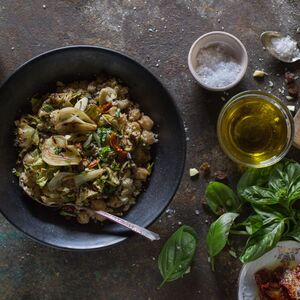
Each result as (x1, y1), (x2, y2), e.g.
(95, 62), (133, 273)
(111, 160), (121, 171)
(99, 146), (112, 162)
(97, 127), (112, 145)
(42, 104), (54, 112)
(54, 147), (63, 155)
(205, 160), (300, 268)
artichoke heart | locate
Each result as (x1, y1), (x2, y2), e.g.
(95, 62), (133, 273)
(16, 119), (39, 150)
(42, 135), (81, 166)
(46, 168), (105, 192)
(51, 107), (97, 134)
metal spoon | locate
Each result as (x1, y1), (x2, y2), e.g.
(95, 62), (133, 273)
(93, 209), (160, 241)
(66, 204), (160, 241)
(22, 189), (160, 241)
(260, 31), (300, 63)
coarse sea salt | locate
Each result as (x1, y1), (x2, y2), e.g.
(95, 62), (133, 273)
(196, 44), (241, 88)
(271, 36), (300, 59)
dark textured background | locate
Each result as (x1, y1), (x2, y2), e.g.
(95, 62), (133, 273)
(0, 1), (299, 299)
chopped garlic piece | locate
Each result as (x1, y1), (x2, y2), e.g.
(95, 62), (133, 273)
(287, 105), (295, 112)
(253, 70), (267, 78)
(189, 168), (199, 177)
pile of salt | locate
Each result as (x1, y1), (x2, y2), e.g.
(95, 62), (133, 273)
(271, 36), (300, 59)
(196, 44), (241, 88)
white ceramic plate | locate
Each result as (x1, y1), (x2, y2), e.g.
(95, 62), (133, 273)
(238, 240), (300, 300)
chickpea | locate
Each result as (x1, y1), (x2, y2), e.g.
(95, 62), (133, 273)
(122, 178), (133, 189)
(129, 108), (141, 121)
(139, 115), (154, 131)
(87, 83), (97, 93)
(131, 122), (141, 132)
(141, 130), (156, 145)
(134, 167), (149, 181)
(91, 199), (107, 211)
(95, 214), (106, 222)
(108, 106), (118, 116)
(107, 196), (123, 208)
(121, 188), (132, 197)
(117, 99), (130, 110)
(77, 211), (90, 224)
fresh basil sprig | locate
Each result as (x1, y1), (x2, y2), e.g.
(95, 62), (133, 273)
(206, 212), (238, 271)
(205, 160), (300, 268)
(158, 225), (198, 287)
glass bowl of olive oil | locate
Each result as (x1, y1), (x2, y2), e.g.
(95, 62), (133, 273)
(217, 90), (294, 167)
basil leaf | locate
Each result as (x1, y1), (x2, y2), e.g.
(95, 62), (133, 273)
(287, 178), (300, 203)
(269, 161), (300, 205)
(237, 166), (274, 197)
(245, 215), (263, 235)
(270, 160), (300, 185)
(206, 212), (238, 270)
(286, 222), (300, 242)
(240, 220), (285, 263)
(205, 182), (240, 215)
(158, 225), (198, 287)
(252, 205), (285, 224)
(241, 186), (279, 205)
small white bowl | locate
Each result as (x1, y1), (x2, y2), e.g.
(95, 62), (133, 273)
(188, 31), (248, 91)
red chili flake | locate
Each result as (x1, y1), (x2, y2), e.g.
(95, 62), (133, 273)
(109, 133), (128, 162)
(99, 102), (113, 113)
(87, 159), (100, 169)
(117, 150), (128, 162)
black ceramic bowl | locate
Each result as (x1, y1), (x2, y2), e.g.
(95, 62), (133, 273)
(0, 46), (185, 250)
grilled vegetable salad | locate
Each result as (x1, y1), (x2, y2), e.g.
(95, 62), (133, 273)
(15, 76), (157, 224)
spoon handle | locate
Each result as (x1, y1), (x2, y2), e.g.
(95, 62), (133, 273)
(95, 210), (160, 241)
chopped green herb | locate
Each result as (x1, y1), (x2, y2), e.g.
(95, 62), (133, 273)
(12, 168), (21, 176)
(97, 127), (112, 145)
(42, 104), (54, 112)
(111, 160), (121, 171)
(54, 147), (63, 155)
(99, 146), (113, 162)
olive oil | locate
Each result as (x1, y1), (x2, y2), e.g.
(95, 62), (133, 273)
(218, 95), (291, 166)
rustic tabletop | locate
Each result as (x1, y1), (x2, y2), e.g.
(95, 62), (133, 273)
(0, 1), (299, 299)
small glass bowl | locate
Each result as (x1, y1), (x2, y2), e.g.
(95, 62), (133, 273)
(217, 90), (294, 168)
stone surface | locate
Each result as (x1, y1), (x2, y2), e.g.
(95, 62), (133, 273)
(0, 0), (299, 299)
